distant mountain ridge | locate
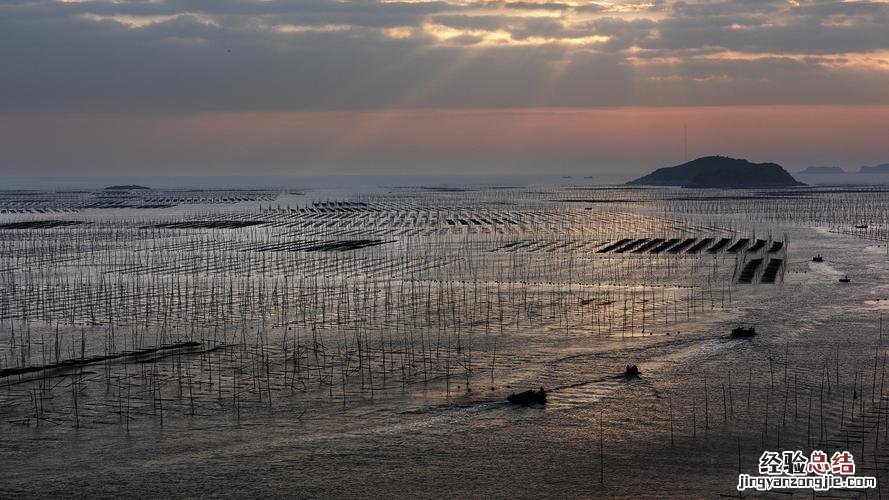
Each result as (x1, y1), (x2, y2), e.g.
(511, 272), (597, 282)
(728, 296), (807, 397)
(858, 163), (889, 174)
(799, 166), (845, 174)
(627, 156), (805, 188)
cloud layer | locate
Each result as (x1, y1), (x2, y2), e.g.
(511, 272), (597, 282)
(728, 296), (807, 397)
(3, 0), (889, 112)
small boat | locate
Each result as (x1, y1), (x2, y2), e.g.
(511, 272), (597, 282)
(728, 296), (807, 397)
(624, 364), (640, 378)
(507, 387), (547, 405)
(856, 224), (869, 229)
(812, 254), (823, 262)
(731, 326), (756, 337)
(839, 275), (851, 283)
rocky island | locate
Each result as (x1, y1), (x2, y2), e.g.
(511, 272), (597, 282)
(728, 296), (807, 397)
(627, 156), (805, 188)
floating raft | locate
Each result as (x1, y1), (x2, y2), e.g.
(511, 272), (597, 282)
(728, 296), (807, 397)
(650, 238), (680, 254)
(588, 236), (785, 258)
(614, 238), (648, 253)
(0, 341), (203, 379)
(598, 238), (631, 253)
(0, 220), (89, 230)
(768, 241), (784, 253)
(747, 239), (768, 252)
(760, 259), (784, 283)
(632, 238), (664, 253)
(668, 238), (696, 253)
(707, 238), (732, 253)
(687, 238), (714, 253)
(726, 238), (750, 253)
(738, 258), (764, 284)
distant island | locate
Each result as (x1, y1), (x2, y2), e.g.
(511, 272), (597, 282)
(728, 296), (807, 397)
(799, 166), (845, 174)
(627, 156), (805, 188)
(858, 163), (889, 174)
(104, 185), (150, 190)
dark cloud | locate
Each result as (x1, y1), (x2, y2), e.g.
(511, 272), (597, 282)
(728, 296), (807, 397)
(503, 2), (576, 11)
(0, 0), (888, 114)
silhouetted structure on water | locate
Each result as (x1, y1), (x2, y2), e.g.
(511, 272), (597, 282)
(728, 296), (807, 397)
(507, 387), (547, 405)
(731, 326), (756, 338)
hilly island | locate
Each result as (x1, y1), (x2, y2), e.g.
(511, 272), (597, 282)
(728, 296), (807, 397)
(627, 156), (805, 188)
(858, 163), (889, 174)
(799, 166), (845, 174)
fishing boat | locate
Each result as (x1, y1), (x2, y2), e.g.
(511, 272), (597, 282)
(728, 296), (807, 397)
(507, 387), (547, 405)
(731, 326), (756, 337)
(812, 254), (823, 262)
(839, 275), (851, 283)
(624, 364), (640, 378)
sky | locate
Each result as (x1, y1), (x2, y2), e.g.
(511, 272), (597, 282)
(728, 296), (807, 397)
(1, 0), (889, 177)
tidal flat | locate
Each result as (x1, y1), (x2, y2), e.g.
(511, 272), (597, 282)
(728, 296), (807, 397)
(1, 181), (888, 498)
